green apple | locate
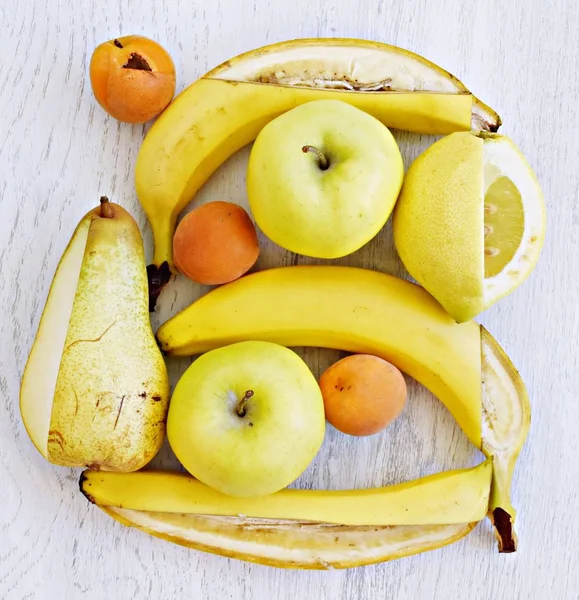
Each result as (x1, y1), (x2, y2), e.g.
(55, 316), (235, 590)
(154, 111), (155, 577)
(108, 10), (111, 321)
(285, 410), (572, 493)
(167, 341), (325, 497)
(247, 99), (404, 258)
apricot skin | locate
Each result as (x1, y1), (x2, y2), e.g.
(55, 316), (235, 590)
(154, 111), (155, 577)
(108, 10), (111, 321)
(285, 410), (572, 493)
(89, 35), (175, 123)
(173, 202), (260, 285)
(319, 354), (407, 436)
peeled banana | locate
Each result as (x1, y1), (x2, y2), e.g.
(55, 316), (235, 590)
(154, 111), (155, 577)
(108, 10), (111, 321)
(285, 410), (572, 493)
(156, 266), (530, 553)
(135, 38), (501, 306)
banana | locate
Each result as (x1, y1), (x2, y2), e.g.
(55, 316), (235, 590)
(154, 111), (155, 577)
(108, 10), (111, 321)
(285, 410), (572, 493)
(80, 460), (492, 526)
(80, 461), (491, 569)
(156, 266), (530, 552)
(135, 39), (501, 307)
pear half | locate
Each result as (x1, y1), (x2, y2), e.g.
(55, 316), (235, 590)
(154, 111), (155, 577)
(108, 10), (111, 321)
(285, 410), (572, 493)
(20, 198), (169, 471)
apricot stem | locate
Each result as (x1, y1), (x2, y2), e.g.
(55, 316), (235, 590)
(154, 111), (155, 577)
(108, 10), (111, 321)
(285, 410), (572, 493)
(302, 145), (329, 170)
(236, 390), (254, 417)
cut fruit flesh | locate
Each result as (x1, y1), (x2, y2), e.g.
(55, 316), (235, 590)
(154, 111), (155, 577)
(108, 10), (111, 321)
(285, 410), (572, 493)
(80, 460), (492, 526)
(19, 216), (92, 457)
(484, 176), (525, 278)
(482, 134), (545, 307)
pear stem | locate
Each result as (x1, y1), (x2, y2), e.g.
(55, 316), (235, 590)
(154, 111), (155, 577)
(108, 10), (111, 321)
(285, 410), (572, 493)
(302, 145), (329, 170)
(99, 196), (115, 219)
(236, 390), (254, 417)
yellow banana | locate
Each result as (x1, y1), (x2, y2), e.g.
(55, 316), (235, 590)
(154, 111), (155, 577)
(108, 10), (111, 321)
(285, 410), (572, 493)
(80, 461), (491, 569)
(80, 460), (492, 526)
(156, 266), (530, 553)
(135, 39), (501, 306)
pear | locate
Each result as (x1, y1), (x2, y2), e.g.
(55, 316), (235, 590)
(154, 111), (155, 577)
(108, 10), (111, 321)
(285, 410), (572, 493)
(20, 197), (169, 471)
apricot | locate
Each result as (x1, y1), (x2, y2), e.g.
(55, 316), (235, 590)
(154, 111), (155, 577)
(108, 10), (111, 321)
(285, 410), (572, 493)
(319, 354), (407, 436)
(89, 35), (175, 123)
(173, 201), (260, 285)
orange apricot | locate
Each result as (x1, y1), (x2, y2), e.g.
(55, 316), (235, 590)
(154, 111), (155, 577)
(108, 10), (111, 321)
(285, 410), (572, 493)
(89, 35), (175, 123)
(319, 354), (407, 436)
(173, 201), (260, 285)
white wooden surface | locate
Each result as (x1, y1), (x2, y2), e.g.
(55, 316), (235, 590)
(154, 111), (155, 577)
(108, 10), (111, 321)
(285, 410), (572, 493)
(1, 1), (577, 598)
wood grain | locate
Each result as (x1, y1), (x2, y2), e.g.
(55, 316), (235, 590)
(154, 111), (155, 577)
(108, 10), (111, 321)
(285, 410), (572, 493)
(1, 0), (578, 598)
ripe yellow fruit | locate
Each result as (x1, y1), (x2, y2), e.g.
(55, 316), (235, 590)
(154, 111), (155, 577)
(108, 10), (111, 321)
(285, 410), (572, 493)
(393, 132), (545, 322)
(247, 100), (404, 258)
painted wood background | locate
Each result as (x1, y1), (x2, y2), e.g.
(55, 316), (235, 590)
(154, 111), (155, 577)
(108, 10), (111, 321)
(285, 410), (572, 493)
(1, 0), (577, 598)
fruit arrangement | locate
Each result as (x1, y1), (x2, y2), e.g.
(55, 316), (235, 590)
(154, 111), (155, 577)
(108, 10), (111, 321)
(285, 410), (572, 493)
(20, 37), (544, 569)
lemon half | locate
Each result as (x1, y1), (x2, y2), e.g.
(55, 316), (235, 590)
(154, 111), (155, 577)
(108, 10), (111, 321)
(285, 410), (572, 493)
(393, 132), (545, 322)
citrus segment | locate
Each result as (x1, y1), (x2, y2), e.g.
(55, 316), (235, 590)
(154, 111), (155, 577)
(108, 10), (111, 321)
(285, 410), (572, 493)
(481, 135), (545, 308)
(483, 176), (525, 278)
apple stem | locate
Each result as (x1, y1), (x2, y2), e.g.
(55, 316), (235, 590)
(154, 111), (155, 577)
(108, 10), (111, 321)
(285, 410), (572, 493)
(99, 196), (115, 219)
(302, 145), (329, 170)
(236, 390), (254, 417)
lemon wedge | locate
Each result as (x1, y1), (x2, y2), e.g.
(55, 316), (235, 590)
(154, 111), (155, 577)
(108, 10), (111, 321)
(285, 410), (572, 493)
(393, 132), (545, 322)
(481, 134), (545, 309)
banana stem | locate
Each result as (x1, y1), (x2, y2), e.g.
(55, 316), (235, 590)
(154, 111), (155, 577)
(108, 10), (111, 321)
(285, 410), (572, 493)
(302, 145), (329, 170)
(236, 390), (254, 417)
(147, 262), (173, 313)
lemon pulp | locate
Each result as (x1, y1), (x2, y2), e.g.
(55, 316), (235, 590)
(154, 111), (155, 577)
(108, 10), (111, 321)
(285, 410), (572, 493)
(484, 176), (525, 279)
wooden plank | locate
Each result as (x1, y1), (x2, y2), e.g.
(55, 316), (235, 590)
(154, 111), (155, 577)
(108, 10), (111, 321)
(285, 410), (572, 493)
(0, 0), (576, 598)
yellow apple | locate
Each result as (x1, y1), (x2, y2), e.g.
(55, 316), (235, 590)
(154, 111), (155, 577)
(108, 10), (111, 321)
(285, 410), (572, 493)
(247, 99), (404, 258)
(167, 341), (325, 497)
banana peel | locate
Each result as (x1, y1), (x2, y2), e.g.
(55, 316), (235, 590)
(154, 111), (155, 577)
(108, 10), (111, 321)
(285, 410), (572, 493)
(136, 38), (501, 308)
(481, 327), (530, 552)
(98, 508), (478, 570)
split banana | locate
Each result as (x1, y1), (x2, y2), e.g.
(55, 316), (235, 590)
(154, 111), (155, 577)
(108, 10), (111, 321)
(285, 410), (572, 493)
(80, 461), (492, 569)
(156, 266), (530, 553)
(135, 38), (501, 306)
